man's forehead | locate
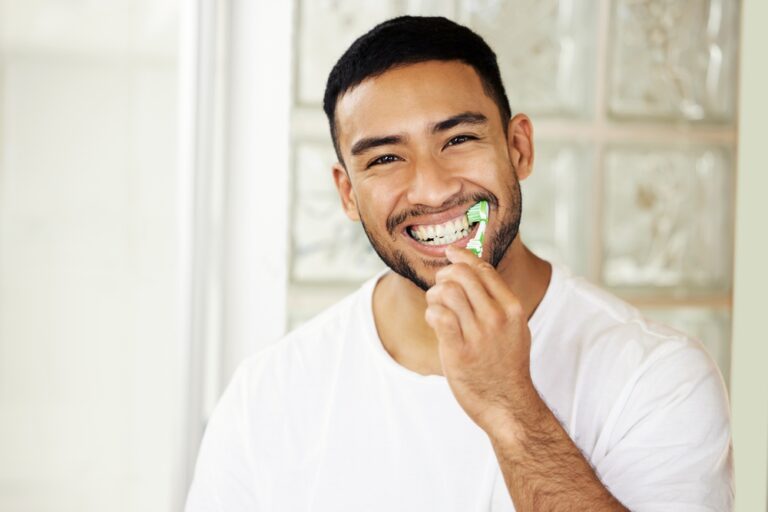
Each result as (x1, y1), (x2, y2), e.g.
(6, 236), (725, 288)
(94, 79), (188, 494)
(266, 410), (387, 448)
(334, 60), (495, 147)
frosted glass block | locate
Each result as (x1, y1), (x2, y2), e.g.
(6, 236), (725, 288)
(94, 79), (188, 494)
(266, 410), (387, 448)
(296, 0), (458, 105)
(608, 0), (739, 121)
(520, 142), (594, 277)
(641, 307), (731, 385)
(461, 0), (597, 117)
(400, 0), (459, 18)
(602, 146), (732, 291)
(292, 142), (385, 282)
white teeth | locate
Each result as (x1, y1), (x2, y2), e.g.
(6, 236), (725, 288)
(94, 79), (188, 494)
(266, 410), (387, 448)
(409, 213), (473, 245)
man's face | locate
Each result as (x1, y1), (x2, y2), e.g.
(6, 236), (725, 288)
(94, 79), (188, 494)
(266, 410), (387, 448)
(332, 60), (531, 291)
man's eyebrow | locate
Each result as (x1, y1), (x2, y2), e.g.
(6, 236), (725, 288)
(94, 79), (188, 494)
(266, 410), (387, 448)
(350, 135), (406, 157)
(348, 112), (486, 156)
(431, 112), (488, 133)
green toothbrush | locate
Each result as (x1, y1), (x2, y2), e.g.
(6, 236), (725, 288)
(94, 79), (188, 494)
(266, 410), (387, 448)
(465, 200), (488, 257)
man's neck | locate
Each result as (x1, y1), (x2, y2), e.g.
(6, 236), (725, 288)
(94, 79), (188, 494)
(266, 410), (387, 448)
(371, 238), (552, 377)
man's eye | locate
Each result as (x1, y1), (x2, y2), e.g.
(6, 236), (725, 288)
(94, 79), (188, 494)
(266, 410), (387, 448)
(368, 154), (400, 168)
(445, 134), (476, 147)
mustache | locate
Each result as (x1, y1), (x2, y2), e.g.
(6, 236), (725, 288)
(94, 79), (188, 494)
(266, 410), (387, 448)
(386, 192), (499, 235)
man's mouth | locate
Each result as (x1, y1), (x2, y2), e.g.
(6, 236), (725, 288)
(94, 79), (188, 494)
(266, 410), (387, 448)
(405, 210), (480, 246)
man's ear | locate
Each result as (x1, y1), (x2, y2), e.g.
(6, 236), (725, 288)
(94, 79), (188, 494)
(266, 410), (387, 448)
(332, 163), (360, 221)
(506, 113), (534, 182)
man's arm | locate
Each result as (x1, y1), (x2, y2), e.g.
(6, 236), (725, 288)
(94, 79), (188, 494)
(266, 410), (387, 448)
(425, 246), (627, 511)
(486, 383), (627, 511)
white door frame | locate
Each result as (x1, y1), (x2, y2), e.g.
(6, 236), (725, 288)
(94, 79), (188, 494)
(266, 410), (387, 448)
(731, 0), (768, 510)
(175, 0), (293, 507)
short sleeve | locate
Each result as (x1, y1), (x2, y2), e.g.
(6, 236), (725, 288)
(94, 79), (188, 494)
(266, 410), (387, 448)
(595, 341), (734, 512)
(185, 363), (257, 512)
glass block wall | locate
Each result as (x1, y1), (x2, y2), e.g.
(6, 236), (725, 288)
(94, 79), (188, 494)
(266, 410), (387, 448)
(287, 0), (739, 385)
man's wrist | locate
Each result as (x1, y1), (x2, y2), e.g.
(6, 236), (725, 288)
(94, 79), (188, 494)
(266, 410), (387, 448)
(485, 383), (551, 456)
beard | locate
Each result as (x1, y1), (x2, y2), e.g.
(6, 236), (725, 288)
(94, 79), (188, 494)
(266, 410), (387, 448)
(358, 178), (523, 292)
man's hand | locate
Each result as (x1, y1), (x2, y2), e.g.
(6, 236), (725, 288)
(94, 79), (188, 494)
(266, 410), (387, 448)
(426, 246), (629, 511)
(424, 245), (539, 438)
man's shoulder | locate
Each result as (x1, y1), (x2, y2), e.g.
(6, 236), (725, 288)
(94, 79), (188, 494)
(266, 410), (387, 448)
(555, 268), (691, 340)
(544, 265), (722, 386)
(238, 279), (373, 386)
(539, 266), (729, 458)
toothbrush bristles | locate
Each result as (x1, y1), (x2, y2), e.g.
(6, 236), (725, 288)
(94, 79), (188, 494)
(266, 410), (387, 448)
(466, 200), (489, 224)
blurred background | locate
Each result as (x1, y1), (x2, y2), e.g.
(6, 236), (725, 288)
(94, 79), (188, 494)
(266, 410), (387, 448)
(0, 0), (765, 511)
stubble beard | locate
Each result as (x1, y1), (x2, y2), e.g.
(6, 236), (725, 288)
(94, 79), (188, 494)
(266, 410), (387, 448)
(358, 179), (523, 292)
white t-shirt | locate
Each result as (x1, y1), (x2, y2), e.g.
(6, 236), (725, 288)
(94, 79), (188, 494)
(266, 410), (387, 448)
(185, 263), (733, 511)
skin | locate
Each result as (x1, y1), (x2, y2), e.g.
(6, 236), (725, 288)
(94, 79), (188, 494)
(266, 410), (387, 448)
(332, 60), (628, 511)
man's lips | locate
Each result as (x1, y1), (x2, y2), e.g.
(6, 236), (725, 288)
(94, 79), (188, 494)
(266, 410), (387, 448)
(401, 204), (474, 232)
(395, 201), (488, 256)
(401, 221), (481, 256)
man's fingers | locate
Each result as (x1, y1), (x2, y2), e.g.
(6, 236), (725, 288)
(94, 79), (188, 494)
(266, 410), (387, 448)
(424, 303), (463, 348)
(426, 281), (480, 340)
(444, 245), (523, 316)
(435, 262), (499, 318)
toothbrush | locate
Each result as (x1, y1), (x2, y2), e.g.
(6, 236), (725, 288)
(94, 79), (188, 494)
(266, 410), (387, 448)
(465, 200), (488, 257)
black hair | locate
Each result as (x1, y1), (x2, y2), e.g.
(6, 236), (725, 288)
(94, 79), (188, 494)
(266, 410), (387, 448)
(322, 15), (512, 165)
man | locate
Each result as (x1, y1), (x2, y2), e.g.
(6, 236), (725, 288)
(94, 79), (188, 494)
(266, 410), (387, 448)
(186, 16), (733, 511)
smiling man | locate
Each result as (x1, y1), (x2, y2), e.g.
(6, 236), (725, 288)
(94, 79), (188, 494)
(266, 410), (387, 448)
(186, 16), (733, 512)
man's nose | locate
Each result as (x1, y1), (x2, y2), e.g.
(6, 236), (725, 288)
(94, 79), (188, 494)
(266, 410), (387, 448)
(405, 154), (461, 207)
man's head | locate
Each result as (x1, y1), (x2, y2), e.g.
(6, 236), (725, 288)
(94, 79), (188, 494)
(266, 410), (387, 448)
(323, 16), (534, 291)
(324, 16), (512, 165)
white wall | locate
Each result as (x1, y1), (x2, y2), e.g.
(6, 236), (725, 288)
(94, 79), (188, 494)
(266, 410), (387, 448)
(0, 2), (185, 510)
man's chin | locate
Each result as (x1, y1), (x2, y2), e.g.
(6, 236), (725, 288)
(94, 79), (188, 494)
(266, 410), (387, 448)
(384, 250), (446, 292)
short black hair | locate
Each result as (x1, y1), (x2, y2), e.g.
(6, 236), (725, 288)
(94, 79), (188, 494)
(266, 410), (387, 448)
(322, 15), (512, 165)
